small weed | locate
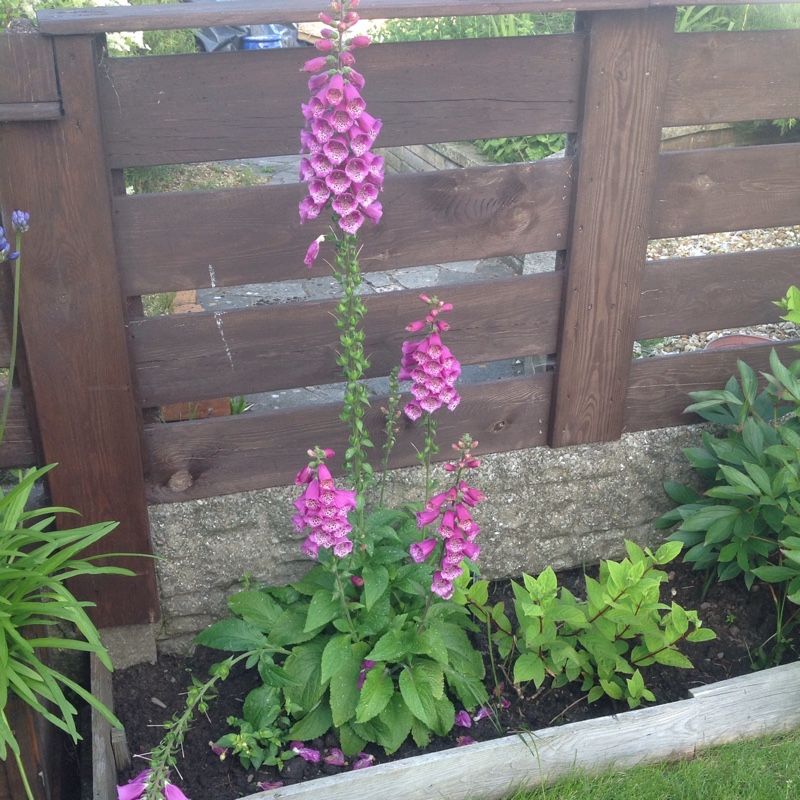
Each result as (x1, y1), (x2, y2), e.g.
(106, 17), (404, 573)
(143, 292), (176, 317)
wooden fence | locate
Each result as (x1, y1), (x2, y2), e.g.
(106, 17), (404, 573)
(0, 0), (799, 629)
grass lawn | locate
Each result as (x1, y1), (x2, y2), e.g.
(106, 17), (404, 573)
(507, 728), (800, 800)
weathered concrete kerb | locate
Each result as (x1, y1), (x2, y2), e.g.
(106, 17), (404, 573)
(146, 425), (705, 656)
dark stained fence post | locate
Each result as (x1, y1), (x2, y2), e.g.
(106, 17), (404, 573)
(550, 7), (676, 447)
(0, 32), (159, 628)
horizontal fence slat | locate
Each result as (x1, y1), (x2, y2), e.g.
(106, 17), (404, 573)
(38, 0), (651, 34)
(0, 102), (61, 122)
(0, 33), (57, 104)
(116, 158), (572, 296)
(99, 36), (583, 168)
(144, 372), (553, 502)
(0, 388), (37, 469)
(664, 30), (800, 126)
(635, 247), (800, 340)
(625, 340), (800, 432)
(130, 273), (562, 406)
(651, 143), (800, 238)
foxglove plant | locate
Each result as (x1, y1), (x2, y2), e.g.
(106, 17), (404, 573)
(160, 0), (489, 786)
(399, 294), (462, 495)
(299, 0), (384, 499)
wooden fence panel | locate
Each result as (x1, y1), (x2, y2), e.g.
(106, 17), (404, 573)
(144, 373), (554, 503)
(115, 158), (573, 296)
(625, 341), (800, 432)
(0, 34), (158, 627)
(0, 32), (60, 122)
(129, 273), (562, 406)
(651, 144), (800, 238)
(99, 36), (584, 169)
(635, 248), (800, 341)
(664, 30), (800, 125)
(550, 7), (675, 447)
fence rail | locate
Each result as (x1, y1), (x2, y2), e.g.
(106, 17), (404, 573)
(0, 1), (799, 626)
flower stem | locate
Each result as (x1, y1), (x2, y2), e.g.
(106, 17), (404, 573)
(333, 560), (358, 641)
(0, 236), (22, 447)
(1, 709), (34, 800)
(333, 232), (373, 531)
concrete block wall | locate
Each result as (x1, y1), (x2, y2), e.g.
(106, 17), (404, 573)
(142, 425), (707, 656)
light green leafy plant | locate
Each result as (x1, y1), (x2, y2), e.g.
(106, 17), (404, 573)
(462, 541), (715, 710)
(655, 286), (800, 667)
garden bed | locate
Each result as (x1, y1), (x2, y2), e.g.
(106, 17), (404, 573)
(106, 558), (800, 800)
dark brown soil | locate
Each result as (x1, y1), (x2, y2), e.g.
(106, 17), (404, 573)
(113, 559), (789, 800)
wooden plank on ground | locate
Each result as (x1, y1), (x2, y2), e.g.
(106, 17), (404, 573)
(144, 373), (552, 502)
(115, 158), (573, 296)
(0, 34), (158, 628)
(635, 248), (800, 340)
(129, 273), (562, 407)
(651, 143), (800, 239)
(664, 30), (800, 126)
(97, 36), (582, 168)
(223, 661), (800, 800)
(550, 7), (675, 447)
(91, 654), (117, 800)
(624, 340), (800, 432)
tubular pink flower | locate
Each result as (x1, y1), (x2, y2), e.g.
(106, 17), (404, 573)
(404, 401), (422, 421)
(432, 571), (454, 600)
(299, 196), (323, 222)
(302, 56), (330, 73)
(409, 538), (438, 563)
(457, 736), (476, 747)
(339, 209), (365, 233)
(340, 50), (355, 66)
(312, 117), (335, 143)
(357, 112), (382, 140)
(354, 182), (379, 207)
(299, 158), (316, 181)
(291, 742), (321, 763)
(309, 178), (331, 205)
(343, 83), (365, 118)
(326, 169), (351, 195)
(352, 752), (375, 770)
(310, 153), (334, 177)
(455, 710), (472, 728)
(300, 129), (323, 154)
(344, 156), (368, 183)
(308, 72), (330, 92)
(323, 136), (349, 166)
(330, 107), (354, 133)
(323, 72), (345, 105)
(319, 11), (334, 24)
(347, 68), (365, 88)
(324, 748), (348, 766)
(361, 202), (383, 223)
(349, 35), (371, 47)
(332, 192), (358, 216)
(315, 38), (335, 52)
(304, 235), (325, 268)
(348, 132), (372, 157)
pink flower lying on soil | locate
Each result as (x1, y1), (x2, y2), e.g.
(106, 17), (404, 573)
(117, 770), (190, 800)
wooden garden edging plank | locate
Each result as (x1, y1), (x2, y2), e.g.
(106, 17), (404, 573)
(238, 662), (800, 800)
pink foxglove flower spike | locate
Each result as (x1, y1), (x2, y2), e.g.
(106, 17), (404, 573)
(299, 0), (383, 268)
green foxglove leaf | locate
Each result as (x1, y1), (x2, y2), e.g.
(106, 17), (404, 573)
(242, 685), (281, 729)
(376, 692), (414, 754)
(329, 642), (370, 728)
(321, 634), (353, 684)
(226, 590), (284, 631)
(195, 619), (268, 652)
(355, 664), (393, 723)
(362, 564), (389, 611)
(304, 589), (341, 632)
